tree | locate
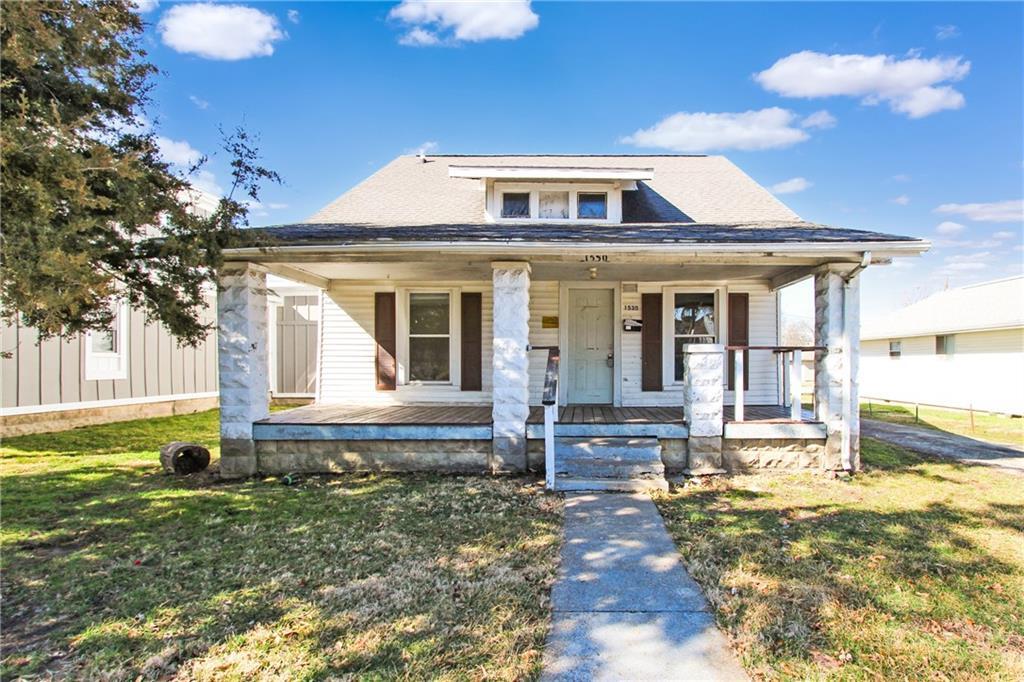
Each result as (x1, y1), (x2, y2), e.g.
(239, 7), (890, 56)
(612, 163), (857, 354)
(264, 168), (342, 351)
(1, 0), (280, 345)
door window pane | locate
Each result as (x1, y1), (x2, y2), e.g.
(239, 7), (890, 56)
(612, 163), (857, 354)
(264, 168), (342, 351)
(409, 337), (450, 382)
(577, 193), (607, 219)
(539, 191), (569, 219)
(674, 338), (687, 382)
(409, 293), (449, 335)
(501, 192), (531, 219)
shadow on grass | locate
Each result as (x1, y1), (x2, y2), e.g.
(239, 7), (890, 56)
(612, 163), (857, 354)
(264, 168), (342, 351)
(2, 451), (560, 679)
(656, 445), (1024, 678)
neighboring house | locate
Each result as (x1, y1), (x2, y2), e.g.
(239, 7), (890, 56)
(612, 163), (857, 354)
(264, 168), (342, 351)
(0, 200), (320, 437)
(861, 276), (1024, 416)
(214, 154), (928, 487)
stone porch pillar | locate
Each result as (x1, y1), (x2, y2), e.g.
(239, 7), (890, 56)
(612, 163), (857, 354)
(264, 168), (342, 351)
(217, 263), (270, 478)
(491, 261), (531, 472)
(682, 343), (726, 475)
(814, 267), (861, 471)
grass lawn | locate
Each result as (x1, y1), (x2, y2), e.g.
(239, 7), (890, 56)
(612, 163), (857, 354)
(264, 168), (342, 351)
(1, 410), (562, 680)
(655, 439), (1024, 680)
(861, 400), (1024, 447)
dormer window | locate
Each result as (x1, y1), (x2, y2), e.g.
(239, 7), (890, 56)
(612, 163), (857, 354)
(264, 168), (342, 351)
(577, 193), (607, 220)
(501, 192), (531, 219)
(539, 191), (569, 219)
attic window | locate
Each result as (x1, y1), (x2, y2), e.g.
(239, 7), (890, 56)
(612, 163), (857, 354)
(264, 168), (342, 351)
(501, 193), (531, 219)
(539, 191), (569, 219)
(577, 193), (607, 220)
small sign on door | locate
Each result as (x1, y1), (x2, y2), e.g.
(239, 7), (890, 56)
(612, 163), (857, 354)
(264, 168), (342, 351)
(623, 318), (642, 332)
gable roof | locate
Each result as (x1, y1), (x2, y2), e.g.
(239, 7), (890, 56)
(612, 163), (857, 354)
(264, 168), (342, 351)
(306, 154), (801, 225)
(862, 276), (1024, 340)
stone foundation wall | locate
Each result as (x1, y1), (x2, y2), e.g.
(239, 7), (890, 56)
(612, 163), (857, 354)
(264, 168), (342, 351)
(0, 396), (218, 438)
(660, 439), (688, 473)
(254, 439), (493, 474)
(722, 438), (826, 473)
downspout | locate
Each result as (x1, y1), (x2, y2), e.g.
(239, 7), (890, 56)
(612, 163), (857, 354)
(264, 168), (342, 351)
(840, 251), (871, 471)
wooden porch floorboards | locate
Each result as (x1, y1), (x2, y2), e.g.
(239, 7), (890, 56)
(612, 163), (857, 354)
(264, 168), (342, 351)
(257, 403), (817, 427)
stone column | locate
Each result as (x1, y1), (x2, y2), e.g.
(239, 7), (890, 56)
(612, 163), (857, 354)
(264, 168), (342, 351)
(491, 261), (531, 472)
(218, 262), (270, 478)
(682, 343), (726, 475)
(814, 267), (860, 471)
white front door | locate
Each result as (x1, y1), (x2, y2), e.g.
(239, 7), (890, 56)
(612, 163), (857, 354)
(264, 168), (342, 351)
(567, 288), (614, 404)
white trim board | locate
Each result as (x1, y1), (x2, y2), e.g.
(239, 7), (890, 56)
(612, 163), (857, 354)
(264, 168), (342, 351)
(0, 391), (218, 417)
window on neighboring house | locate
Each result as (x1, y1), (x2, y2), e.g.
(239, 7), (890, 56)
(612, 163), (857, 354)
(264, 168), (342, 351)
(539, 191), (569, 219)
(889, 340), (902, 358)
(673, 292), (716, 382)
(577, 192), (608, 220)
(407, 292), (451, 382)
(501, 192), (531, 219)
(936, 334), (954, 355)
(85, 303), (129, 380)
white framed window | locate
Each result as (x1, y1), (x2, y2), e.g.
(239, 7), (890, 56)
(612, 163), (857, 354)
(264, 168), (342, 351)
(396, 289), (461, 386)
(84, 302), (129, 381)
(663, 287), (722, 384)
(889, 340), (902, 358)
(935, 334), (954, 355)
(491, 183), (621, 223)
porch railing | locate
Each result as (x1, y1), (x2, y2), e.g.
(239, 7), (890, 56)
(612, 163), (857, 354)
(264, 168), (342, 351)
(533, 345), (560, 490)
(725, 345), (825, 422)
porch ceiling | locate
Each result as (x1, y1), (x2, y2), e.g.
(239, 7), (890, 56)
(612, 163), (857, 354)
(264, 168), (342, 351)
(261, 259), (837, 285)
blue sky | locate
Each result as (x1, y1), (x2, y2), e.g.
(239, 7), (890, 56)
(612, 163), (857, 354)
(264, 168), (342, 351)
(137, 1), (1024, 319)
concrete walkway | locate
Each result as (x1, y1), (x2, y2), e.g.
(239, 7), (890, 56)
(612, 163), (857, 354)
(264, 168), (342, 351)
(862, 419), (1024, 475)
(541, 493), (747, 681)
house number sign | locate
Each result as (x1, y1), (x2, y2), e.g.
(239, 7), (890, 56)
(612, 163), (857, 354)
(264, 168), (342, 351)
(580, 254), (609, 262)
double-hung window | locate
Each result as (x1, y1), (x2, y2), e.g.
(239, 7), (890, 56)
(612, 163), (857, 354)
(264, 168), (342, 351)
(85, 302), (129, 380)
(407, 292), (452, 383)
(670, 292), (717, 382)
(889, 340), (902, 358)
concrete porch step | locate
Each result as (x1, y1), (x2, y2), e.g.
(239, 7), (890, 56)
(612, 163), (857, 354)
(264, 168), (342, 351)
(554, 436), (666, 484)
(553, 477), (670, 493)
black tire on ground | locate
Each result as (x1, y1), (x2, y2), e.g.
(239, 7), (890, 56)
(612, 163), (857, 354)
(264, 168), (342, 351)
(160, 441), (211, 475)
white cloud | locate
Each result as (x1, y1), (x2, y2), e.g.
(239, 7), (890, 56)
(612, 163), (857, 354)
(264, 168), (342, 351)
(399, 27), (442, 47)
(267, 202), (289, 210)
(390, 0), (539, 45)
(993, 230), (1017, 240)
(890, 194), (910, 206)
(935, 221), (964, 235)
(621, 107), (810, 153)
(405, 140), (439, 156)
(892, 173), (911, 182)
(189, 95), (210, 110)
(156, 136), (202, 167)
(935, 25), (960, 40)
(159, 4), (285, 61)
(132, 0), (158, 13)
(938, 251), (993, 272)
(754, 50), (970, 118)
(287, 9), (300, 24)
(191, 170), (223, 197)
(771, 177), (812, 194)
(934, 200), (1024, 223)
(800, 110), (837, 129)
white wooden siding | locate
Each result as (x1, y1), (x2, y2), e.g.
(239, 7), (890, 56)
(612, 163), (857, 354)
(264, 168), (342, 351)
(318, 283), (493, 405)
(861, 327), (1024, 414)
(317, 278), (781, 408)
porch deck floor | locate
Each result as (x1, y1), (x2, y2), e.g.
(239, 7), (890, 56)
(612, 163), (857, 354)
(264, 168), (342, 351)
(258, 403), (815, 426)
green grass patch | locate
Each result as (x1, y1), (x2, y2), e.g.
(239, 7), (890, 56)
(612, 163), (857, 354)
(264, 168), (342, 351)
(1, 410), (562, 680)
(654, 440), (1024, 680)
(861, 400), (1024, 447)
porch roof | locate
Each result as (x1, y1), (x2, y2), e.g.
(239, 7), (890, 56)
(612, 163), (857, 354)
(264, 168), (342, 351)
(238, 221), (927, 249)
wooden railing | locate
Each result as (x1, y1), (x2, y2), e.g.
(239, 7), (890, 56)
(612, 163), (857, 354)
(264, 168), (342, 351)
(725, 345), (825, 422)
(533, 345), (560, 490)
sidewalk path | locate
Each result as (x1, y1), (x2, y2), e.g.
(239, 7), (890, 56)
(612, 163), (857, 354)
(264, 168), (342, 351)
(541, 493), (747, 681)
(862, 419), (1024, 475)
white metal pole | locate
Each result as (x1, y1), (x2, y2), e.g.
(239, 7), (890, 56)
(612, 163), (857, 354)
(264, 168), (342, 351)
(544, 402), (556, 490)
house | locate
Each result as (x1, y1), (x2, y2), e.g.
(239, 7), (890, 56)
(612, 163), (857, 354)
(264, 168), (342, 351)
(861, 276), (1024, 416)
(0, 192), (319, 437)
(217, 154), (929, 489)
